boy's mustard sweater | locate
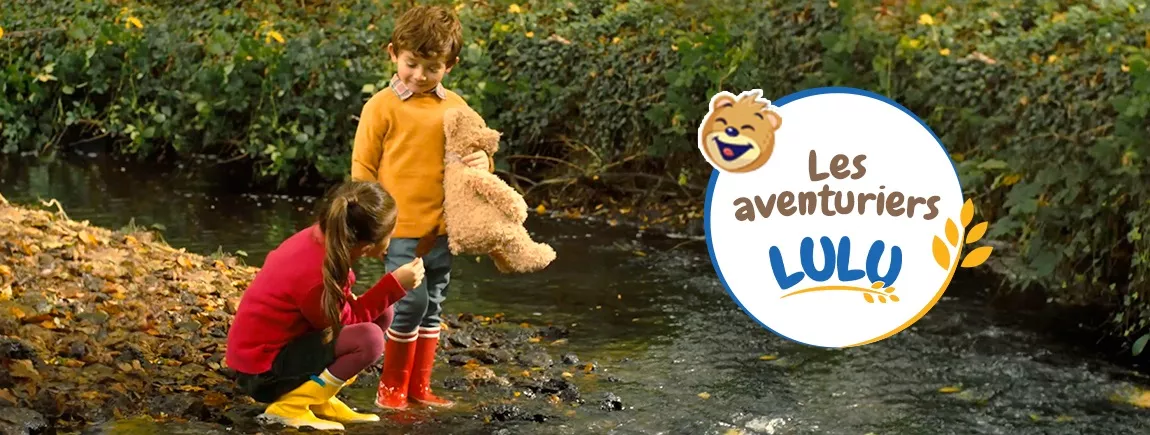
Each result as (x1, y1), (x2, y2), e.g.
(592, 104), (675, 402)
(351, 88), (493, 239)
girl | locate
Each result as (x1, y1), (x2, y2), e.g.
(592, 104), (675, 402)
(225, 180), (424, 431)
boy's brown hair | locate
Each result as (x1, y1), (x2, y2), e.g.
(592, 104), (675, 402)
(390, 5), (463, 67)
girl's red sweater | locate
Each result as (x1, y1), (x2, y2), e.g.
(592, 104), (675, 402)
(225, 224), (407, 375)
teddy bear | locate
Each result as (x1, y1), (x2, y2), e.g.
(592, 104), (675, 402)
(441, 106), (557, 274)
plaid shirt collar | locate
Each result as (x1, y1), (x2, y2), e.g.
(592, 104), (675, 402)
(390, 74), (446, 100)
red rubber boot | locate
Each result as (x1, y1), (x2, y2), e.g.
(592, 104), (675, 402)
(374, 328), (417, 410)
(408, 326), (454, 407)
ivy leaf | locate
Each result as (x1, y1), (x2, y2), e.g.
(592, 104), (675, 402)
(1133, 333), (1150, 357)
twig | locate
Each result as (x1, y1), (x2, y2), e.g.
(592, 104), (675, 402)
(66, 133), (110, 149)
(505, 154), (584, 172)
(3, 28), (62, 38)
(523, 176), (579, 198)
(38, 198), (70, 221)
(668, 238), (704, 251)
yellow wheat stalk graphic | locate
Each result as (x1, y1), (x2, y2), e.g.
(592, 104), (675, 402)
(779, 199), (993, 304)
(932, 198), (994, 272)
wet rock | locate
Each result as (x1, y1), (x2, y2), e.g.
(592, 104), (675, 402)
(150, 395), (205, 421)
(601, 393), (624, 411)
(446, 330), (473, 348)
(448, 354), (473, 366)
(516, 377), (581, 404)
(0, 338), (36, 360)
(62, 341), (88, 359)
(468, 348), (513, 364)
(482, 404), (548, 423)
(443, 377), (470, 391)
(536, 325), (569, 341)
(0, 407), (48, 435)
(561, 353), (580, 365)
(517, 350), (553, 368)
(175, 321), (202, 332)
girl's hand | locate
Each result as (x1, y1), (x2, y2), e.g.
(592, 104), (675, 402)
(461, 150), (488, 170)
(393, 257), (425, 290)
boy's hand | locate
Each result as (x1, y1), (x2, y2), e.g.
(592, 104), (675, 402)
(461, 150), (488, 170)
(393, 257), (425, 290)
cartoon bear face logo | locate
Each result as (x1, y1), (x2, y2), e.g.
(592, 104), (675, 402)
(698, 89), (783, 173)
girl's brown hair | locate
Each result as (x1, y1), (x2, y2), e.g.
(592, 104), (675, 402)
(316, 180), (398, 343)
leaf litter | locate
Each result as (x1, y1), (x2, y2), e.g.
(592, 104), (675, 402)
(0, 198), (621, 432)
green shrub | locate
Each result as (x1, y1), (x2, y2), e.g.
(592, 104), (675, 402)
(3, 0), (1150, 353)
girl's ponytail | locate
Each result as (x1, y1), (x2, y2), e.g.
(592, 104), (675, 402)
(321, 196), (353, 344)
(315, 180), (399, 344)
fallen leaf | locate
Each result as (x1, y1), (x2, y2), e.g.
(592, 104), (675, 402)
(698, 392), (711, 399)
(938, 386), (962, 394)
(204, 391), (228, 407)
(78, 231), (99, 246)
(0, 388), (17, 405)
(758, 355), (778, 361)
(561, 372), (573, 378)
(9, 360), (41, 381)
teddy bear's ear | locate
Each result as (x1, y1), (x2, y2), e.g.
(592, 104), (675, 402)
(480, 128), (501, 154)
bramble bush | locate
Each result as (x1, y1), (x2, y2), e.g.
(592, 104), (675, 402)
(3, 0), (1150, 354)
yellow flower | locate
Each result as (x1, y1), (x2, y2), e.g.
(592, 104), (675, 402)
(265, 30), (285, 44)
(918, 14), (935, 25)
(939, 48), (951, 56)
(508, 4), (522, 13)
(1047, 54), (1058, 63)
(612, 36), (621, 44)
(126, 16), (143, 29)
(0, 26), (4, 40)
(1122, 64), (1131, 72)
(907, 38), (922, 49)
(525, 31), (534, 38)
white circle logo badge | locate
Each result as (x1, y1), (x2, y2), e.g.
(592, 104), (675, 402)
(701, 87), (996, 348)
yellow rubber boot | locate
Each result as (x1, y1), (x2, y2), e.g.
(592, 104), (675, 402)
(257, 376), (345, 431)
(311, 373), (381, 424)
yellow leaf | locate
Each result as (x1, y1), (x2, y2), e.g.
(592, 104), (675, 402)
(864, 293), (874, 303)
(944, 218), (959, 246)
(528, 337), (540, 343)
(870, 281), (884, 289)
(561, 372), (573, 378)
(697, 392), (711, 399)
(961, 199), (974, 227)
(633, 250), (647, 257)
(938, 386), (961, 393)
(960, 246), (993, 268)
(177, 256), (193, 268)
(266, 30), (285, 44)
(965, 222), (988, 244)
(1001, 174), (1022, 186)
(79, 231), (99, 246)
(758, 355), (777, 361)
(932, 236), (951, 270)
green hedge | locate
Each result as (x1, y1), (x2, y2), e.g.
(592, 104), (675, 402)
(3, 0), (1150, 354)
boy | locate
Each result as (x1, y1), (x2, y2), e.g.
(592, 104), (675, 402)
(350, 5), (493, 410)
